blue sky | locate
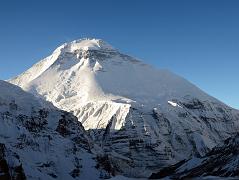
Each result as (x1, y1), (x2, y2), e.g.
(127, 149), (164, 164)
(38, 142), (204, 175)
(0, 0), (238, 109)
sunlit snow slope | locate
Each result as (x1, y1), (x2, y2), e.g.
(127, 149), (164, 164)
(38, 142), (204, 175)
(0, 80), (102, 180)
(10, 38), (239, 177)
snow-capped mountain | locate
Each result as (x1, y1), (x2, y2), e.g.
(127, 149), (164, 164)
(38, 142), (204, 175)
(9, 38), (239, 177)
(0, 80), (104, 180)
(150, 133), (239, 179)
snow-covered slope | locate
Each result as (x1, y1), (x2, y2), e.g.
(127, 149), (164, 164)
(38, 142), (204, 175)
(9, 38), (239, 177)
(0, 80), (106, 179)
(150, 133), (239, 179)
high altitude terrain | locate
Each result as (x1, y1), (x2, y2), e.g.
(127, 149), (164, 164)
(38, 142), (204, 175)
(0, 80), (104, 180)
(150, 133), (239, 179)
(9, 38), (239, 178)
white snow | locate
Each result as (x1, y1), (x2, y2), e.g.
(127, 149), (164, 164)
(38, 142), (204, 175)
(53, 38), (116, 53)
(167, 100), (182, 108)
(0, 80), (44, 114)
(9, 38), (213, 131)
(8, 38), (239, 178)
(0, 80), (101, 179)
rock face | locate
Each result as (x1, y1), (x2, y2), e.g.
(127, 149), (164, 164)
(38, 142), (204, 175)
(9, 38), (239, 177)
(150, 133), (239, 179)
(0, 80), (102, 180)
(0, 143), (26, 180)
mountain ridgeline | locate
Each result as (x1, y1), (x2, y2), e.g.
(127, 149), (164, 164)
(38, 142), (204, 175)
(3, 38), (239, 179)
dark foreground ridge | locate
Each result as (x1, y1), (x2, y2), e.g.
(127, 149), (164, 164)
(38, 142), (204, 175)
(150, 133), (239, 179)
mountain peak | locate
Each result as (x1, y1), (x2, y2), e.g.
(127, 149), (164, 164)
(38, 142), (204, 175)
(8, 38), (239, 178)
(54, 38), (116, 53)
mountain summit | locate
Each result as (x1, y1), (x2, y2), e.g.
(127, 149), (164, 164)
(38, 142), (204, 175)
(54, 38), (116, 52)
(10, 38), (239, 177)
(10, 38), (213, 129)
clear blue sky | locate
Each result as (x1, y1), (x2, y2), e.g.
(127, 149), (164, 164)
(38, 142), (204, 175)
(0, 0), (238, 109)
